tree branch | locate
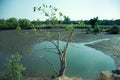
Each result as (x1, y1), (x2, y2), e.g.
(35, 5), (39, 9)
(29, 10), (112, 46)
(36, 48), (58, 54)
(63, 31), (73, 57)
(39, 57), (58, 75)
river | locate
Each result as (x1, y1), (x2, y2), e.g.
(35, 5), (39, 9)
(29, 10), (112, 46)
(0, 30), (116, 79)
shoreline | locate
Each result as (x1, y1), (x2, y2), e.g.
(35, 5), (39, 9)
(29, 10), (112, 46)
(86, 37), (120, 68)
(71, 32), (120, 69)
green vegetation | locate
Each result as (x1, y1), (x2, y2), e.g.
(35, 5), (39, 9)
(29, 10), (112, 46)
(18, 19), (33, 29)
(0, 53), (25, 80)
(77, 20), (86, 27)
(5, 18), (19, 29)
(0, 17), (120, 30)
(107, 25), (120, 34)
(0, 18), (33, 29)
(63, 16), (71, 24)
(90, 17), (98, 29)
(89, 17), (102, 34)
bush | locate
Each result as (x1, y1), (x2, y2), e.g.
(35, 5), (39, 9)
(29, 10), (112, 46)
(86, 26), (101, 34)
(93, 26), (102, 34)
(86, 26), (92, 34)
(1, 53), (25, 80)
(108, 25), (120, 34)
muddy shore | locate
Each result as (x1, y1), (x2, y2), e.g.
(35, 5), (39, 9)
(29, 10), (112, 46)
(82, 33), (120, 68)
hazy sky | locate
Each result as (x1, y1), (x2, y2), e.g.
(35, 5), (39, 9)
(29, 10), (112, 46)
(0, 0), (120, 20)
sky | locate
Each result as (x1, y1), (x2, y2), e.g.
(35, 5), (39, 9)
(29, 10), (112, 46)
(0, 0), (120, 21)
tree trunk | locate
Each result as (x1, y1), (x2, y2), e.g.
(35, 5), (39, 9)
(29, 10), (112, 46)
(58, 58), (66, 77)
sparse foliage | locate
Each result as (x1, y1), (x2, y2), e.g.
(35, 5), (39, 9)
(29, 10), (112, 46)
(34, 4), (74, 77)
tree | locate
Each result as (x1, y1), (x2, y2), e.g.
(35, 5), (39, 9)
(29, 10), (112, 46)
(2, 53), (25, 80)
(90, 17), (98, 28)
(18, 19), (32, 29)
(6, 17), (19, 29)
(77, 20), (86, 27)
(34, 4), (74, 77)
(31, 19), (42, 28)
(89, 17), (101, 33)
(63, 16), (70, 24)
(114, 19), (120, 25)
(0, 19), (7, 29)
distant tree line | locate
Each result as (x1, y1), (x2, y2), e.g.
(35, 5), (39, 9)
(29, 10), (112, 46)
(63, 19), (120, 25)
(0, 18), (33, 29)
(0, 17), (120, 29)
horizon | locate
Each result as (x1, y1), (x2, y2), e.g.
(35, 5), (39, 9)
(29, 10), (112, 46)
(0, 0), (120, 21)
(0, 17), (120, 21)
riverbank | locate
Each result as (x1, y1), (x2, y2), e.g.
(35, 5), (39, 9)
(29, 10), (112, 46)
(84, 34), (120, 68)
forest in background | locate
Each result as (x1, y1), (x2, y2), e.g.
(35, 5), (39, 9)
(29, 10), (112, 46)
(0, 17), (120, 30)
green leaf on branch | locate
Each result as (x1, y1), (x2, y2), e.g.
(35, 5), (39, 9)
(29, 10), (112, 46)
(38, 7), (41, 11)
(45, 13), (49, 16)
(33, 7), (36, 12)
(59, 12), (63, 16)
(49, 5), (52, 8)
(54, 7), (58, 12)
(46, 5), (48, 8)
(43, 4), (45, 7)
